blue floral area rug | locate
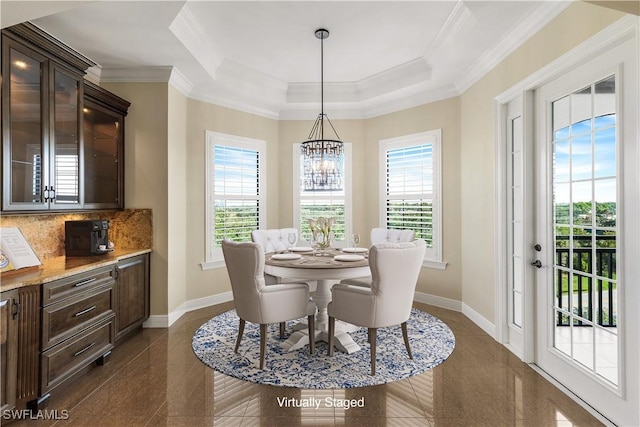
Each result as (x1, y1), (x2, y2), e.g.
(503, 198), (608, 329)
(192, 308), (455, 388)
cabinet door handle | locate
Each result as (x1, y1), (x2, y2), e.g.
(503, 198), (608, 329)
(73, 342), (96, 357)
(74, 278), (97, 288)
(74, 305), (97, 317)
(12, 300), (20, 319)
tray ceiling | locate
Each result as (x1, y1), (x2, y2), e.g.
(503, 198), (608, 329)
(2, 1), (571, 119)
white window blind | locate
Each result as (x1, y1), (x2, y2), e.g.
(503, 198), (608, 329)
(380, 130), (442, 263)
(54, 154), (79, 202)
(385, 144), (433, 246)
(204, 131), (266, 268)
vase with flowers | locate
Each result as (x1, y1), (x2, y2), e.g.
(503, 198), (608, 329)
(307, 217), (336, 252)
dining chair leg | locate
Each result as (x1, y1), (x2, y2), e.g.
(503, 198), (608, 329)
(279, 322), (285, 339)
(369, 328), (377, 376)
(328, 317), (335, 356)
(259, 324), (267, 369)
(401, 322), (413, 359)
(307, 315), (315, 354)
(234, 319), (245, 353)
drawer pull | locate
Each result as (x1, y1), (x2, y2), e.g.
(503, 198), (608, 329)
(74, 306), (97, 317)
(74, 278), (97, 288)
(73, 342), (96, 357)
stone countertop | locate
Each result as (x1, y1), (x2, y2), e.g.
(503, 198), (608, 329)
(0, 248), (152, 292)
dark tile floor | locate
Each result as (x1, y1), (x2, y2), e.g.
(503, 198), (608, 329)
(9, 302), (604, 426)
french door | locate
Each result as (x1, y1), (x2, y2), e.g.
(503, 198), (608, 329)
(533, 38), (638, 426)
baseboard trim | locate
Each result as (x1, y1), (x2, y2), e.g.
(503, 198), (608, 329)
(146, 291), (496, 336)
(144, 291), (234, 328)
(413, 291), (462, 312)
(143, 315), (170, 328)
(461, 302), (496, 339)
(185, 291), (234, 312)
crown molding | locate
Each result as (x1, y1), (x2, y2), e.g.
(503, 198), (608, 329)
(169, 3), (223, 81)
(168, 67), (193, 97)
(287, 57), (431, 104)
(423, 1), (473, 62)
(189, 90), (282, 120)
(455, 0), (572, 93)
(357, 57), (432, 100)
(97, 66), (174, 82)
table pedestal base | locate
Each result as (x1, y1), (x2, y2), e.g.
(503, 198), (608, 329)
(280, 320), (361, 354)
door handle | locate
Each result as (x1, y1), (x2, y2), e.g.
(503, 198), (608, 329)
(531, 260), (542, 268)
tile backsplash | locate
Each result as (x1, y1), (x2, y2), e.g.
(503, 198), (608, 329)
(1, 209), (152, 261)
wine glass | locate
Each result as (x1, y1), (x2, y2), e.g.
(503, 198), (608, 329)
(351, 233), (360, 249)
(287, 232), (296, 252)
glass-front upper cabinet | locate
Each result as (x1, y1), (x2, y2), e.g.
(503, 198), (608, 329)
(83, 81), (129, 209)
(2, 40), (49, 210)
(2, 24), (129, 213)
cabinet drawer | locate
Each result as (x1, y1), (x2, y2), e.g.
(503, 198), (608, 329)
(43, 266), (115, 305)
(42, 284), (114, 349)
(41, 318), (114, 393)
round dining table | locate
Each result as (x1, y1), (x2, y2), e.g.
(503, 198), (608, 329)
(264, 247), (370, 354)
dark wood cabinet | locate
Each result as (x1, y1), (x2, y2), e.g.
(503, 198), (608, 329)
(0, 285), (40, 414)
(1, 252), (149, 414)
(1, 23), (129, 213)
(115, 254), (150, 341)
(83, 82), (129, 210)
(40, 266), (116, 394)
(0, 290), (19, 414)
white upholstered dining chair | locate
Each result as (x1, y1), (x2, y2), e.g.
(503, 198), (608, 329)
(370, 227), (416, 245)
(327, 239), (426, 375)
(251, 228), (314, 287)
(340, 227), (416, 288)
(222, 240), (316, 369)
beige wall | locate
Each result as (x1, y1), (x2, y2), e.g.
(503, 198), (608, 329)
(102, 82), (169, 317)
(459, 2), (625, 322)
(167, 85), (188, 313)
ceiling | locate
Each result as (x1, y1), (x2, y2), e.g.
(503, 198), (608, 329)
(1, 1), (573, 119)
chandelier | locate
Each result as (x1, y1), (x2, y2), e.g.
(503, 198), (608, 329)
(301, 28), (344, 192)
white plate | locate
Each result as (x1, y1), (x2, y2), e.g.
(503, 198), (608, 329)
(291, 246), (313, 252)
(342, 247), (368, 253)
(271, 253), (302, 260)
(334, 254), (365, 262)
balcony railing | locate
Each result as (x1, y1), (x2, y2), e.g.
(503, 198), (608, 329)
(555, 235), (616, 327)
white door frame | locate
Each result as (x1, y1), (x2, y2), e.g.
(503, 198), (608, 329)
(494, 15), (639, 424)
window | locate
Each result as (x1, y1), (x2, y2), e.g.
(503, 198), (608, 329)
(54, 153), (79, 202)
(293, 143), (352, 246)
(204, 131), (266, 268)
(380, 130), (443, 266)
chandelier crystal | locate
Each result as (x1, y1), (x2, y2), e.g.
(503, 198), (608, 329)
(301, 28), (344, 192)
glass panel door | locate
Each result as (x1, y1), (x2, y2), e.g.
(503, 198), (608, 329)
(50, 67), (81, 207)
(534, 35), (639, 423)
(551, 75), (618, 385)
(83, 100), (122, 206)
(3, 43), (48, 210)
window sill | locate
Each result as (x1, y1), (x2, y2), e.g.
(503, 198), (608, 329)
(422, 260), (447, 270)
(201, 260), (225, 271)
